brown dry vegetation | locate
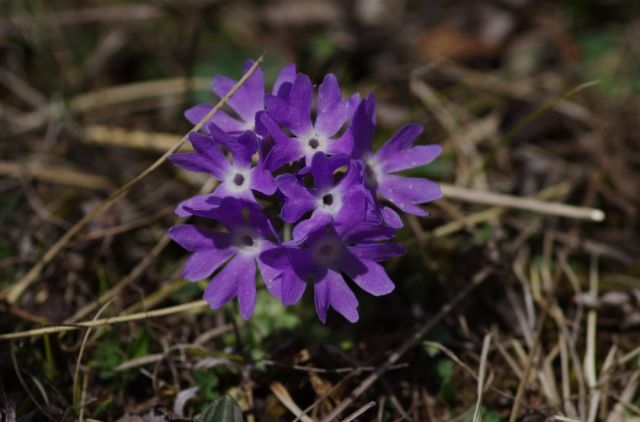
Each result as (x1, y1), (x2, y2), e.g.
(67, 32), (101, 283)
(1, 0), (640, 421)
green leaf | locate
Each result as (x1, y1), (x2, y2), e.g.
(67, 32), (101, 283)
(437, 360), (453, 384)
(201, 395), (243, 422)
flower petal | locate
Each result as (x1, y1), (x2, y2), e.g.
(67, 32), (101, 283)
(249, 164), (277, 196)
(273, 63), (297, 96)
(235, 256), (257, 319)
(184, 104), (246, 133)
(261, 113), (304, 171)
(183, 248), (235, 281)
(381, 206), (404, 229)
(276, 174), (315, 223)
(203, 254), (246, 310)
(315, 74), (349, 137)
(378, 175), (442, 216)
(348, 243), (406, 262)
(348, 260), (395, 296)
(169, 152), (223, 178)
(286, 73), (314, 136)
(292, 212), (332, 241)
(279, 269), (308, 305)
(379, 145), (443, 173)
(211, 61), (264, 122)
(376, 124), (423, 155)
(168, 224), (231, 251)
(175, 193), (221, 217)
(309, 152), (349, 192)
(314, 270), (359, 323)
(188, 132), (230, 177)
(345, 94), (376, 159)
(207, 124), (257, 168)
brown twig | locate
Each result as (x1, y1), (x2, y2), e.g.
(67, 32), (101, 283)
(3, 55), (264, 305)
(320, 268), (493, 421)
(509, 308), (549, 422)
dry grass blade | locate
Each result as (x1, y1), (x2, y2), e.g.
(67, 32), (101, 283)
(606, 371), (640, 422)
(433, 182), (571, 237)
(0, 160), (112, 190)
(321, 268), (492, 421)
(0, 300), (208, 340)
(72, 299), (115, 414)
(473, 333), (492, 422)
(440, 183), (605, 222)
(585, 256), (600, 422)
(3, 55), (264, 305)
(66, 178), (217, 323)
(430, 60), (593, 123)
(82, 125), (186, 152)
(11, 77), (210, 134)
(342, 401), (376, 422)
(270, 381), (313, 422)
(509, 309), (548, 422)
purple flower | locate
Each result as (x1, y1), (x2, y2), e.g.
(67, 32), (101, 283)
(261, 224), (405, 323)
(276, 152), (374, 241)
(168, 198), (281, 319)
(184, 60), (296, 134)
(169, 60), (443, 323)
(170, 123), (276, 215)
(260, 73), (360, 170)
(348, 94), (443, 216)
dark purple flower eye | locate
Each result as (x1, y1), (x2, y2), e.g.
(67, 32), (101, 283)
(168, 60), (441, 323)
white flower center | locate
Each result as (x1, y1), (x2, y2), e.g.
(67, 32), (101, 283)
(225, 168), (251, 194)
(232, 226), (262, 256)
(364, 155), (382, 189)
(302, 133), (327, 158)
(310, 235), (342, 267)
(316, 189), (342, 216)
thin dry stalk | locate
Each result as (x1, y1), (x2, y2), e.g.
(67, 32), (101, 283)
(0, 160), (112, 190)
(72, 300), (114, 413)
(82, 125), (186, 152)
(606, 371), (640, 422)
(598, 345), (618, 420)
(3, 56), (263, 305)
(321, 268), (492, 422)
(67, 178), (217, 322)
(342, 401), (377, 422)
(0, 300), (208, 340)
(440, 184), (605, 222)
(270, 382), (313, 422)
(472, 333), (492, 422)
(508, 308), (548, 422)
(585, 256), (600, 422)
(11, 76), (210, 134)
(430, 59), (592, 123)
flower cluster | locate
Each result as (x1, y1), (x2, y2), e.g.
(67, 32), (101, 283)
(168, 60), (442, 323)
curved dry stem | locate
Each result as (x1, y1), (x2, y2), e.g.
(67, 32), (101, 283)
(4, 55), (264, 305)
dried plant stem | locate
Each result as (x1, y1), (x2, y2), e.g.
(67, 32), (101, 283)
(585, 256), (600, 422)
(509, 308), (548, 422)
(0, 160), (112, 190)
(440, 183), (605, 222)
(11, 77), (210, 134)
(321, 268), (492, 422)
(473, 333), (492, 422)
(82, 125), (185, 152)
(0, 300), (208, 341)
(72, 300), (114, 411)
(343, 401), (377, 422)
(66, 178), (217, 323)
(433, 182), (571, 237)
(4, 55), (263, 305)
(270, 382), (313, 422)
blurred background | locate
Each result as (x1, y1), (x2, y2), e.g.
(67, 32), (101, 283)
(1, 0), (640, 421)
